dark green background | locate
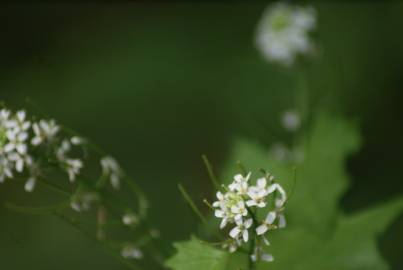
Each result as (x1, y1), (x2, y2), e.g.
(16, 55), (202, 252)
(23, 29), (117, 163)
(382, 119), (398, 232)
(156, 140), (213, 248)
(1, 2), (402, 269)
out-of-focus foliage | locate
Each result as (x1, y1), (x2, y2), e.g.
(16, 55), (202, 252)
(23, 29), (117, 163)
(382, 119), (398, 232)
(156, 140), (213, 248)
(167, 112), (403, 270)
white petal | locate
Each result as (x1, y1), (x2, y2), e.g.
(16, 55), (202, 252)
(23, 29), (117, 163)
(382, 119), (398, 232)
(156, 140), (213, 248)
(31, 137), (42, 146)
(266, 211), (277, 224)
(215, 210), (224, 218)
(244, 218), (253, 228)
(234, 174), (243, 182)
(4, 143), (15, 153)
(242, 229), (249, 242)
(256, 224), (268, 235)
(24, 177), (36, 192)
(261, 253), (274, 262)
(257, 177), (267, 188)
(278, 214), (287, 228)
(220, 218), (228, 229)
(16, 159), (24, 172)
(229, 226), (241, 239)
(246, 200), (257, 207)
(16, 144), (27, 155)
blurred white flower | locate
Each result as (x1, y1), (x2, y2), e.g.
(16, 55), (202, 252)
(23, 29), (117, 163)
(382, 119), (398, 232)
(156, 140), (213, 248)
(246, 177), (270, 208)
(281, 110), (301, 132)
(229, 218), (253, 242)
(251, 246), (274, 262)
(256, 211), (277, 235)
(222, 239), (241, 253)
(70, 191), (99, 212)
(0, 154), (13, 183)
(256, 3), (316, 65)
(122, 213), (139, 226)
(101, 156), (122, 190)
(65, 158), (83, 182)
(121, 245), (143, 259)
(31, 119), (59, 146)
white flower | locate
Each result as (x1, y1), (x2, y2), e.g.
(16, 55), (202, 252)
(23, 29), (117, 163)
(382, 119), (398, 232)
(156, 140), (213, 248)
(4, 110), (31, 132)
(70, 191), (99, 212)
(272, 183), (287, 207)
(101, 156), (122, 190)
(212, 191), (225, 208)
(31, 119), (59, 146)
(231, 200), (248, 220)
(251, 247), (274, 262)
(122, 213), (139, 226)
(0, 154), (13, 183)
(229, 218), (253, 242)
(8, 152), (32, 173)
(65, 158), (83, 182)
(256, 211), (276, 235)
(4, 129), (28, 155)
(229, 172), (250, 195)
(255, 3), (316, 65)
(222, 239), (241, 253)
(71, 136), (84, 145)
(56, 139), (71, 161)
(121, 245), (143, 259)
(281, 110), (300, 132)
(0, 109), (11, 124)
(246, 177), (270, 208)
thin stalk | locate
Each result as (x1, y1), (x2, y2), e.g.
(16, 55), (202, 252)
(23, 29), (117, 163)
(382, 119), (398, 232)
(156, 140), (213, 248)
(247, 208), (258, 270)
(202, 155), (220, 190)
(178, 183), (207, 225)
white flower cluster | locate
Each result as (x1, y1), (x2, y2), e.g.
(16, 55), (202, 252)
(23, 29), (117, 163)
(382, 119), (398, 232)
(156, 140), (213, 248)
(255, 3), (316, 66)
(0, 108), (87, 192)
(213, 172), (287, 262)
(0, 106), (148, 261)
(0, 107), (124, 195)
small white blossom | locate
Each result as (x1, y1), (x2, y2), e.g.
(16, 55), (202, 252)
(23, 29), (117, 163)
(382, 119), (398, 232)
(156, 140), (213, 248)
(70, 191), (99, 212)
(4, 129), (28, 155)
(256, 211), (277, 235)
(229, 218), (253, 242)
(122, 213), (139, 226)
(246, 177), (270, 208)
(229, 173), (250, 195)
(0, 154), (13, 183)
(231, 200), (248, 220)
(256, 3), (316, 65)
(71, 136), (84, 145)
(31, 119), (59, 146)
(101, 156), (122, 190)
(251, 246), (274, 262)
(65, 158), (83, 182)
(222, 239), (241, 253)
(121, 245), (143, 260)
(281, 110), (300, 132)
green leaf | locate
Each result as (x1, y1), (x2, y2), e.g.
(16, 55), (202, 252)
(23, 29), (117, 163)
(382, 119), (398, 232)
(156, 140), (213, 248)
(165, 236), (231, 270)
(221, 112), (361, 236)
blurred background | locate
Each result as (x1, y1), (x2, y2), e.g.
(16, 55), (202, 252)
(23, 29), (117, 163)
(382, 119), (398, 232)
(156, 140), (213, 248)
(1, 2), (402, 269)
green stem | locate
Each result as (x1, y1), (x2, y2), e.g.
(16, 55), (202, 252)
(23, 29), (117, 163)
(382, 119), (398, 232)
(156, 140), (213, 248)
(202, 155), (220, 190)
(247, 209), (258, 270)
(178, 183), (207, 225)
